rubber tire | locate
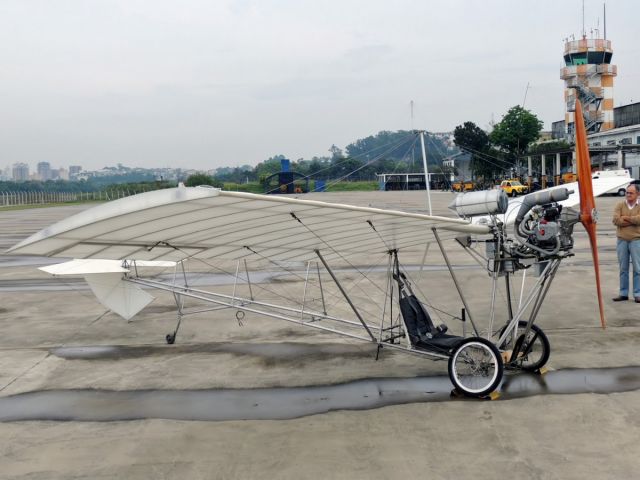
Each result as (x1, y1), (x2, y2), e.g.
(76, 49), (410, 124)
(500, 321), (550, 372)
(511, 190), (517, 197)
(448, 337), (503, 398)
(618, 189), (626, 197)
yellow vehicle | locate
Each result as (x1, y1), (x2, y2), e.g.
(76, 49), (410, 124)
(499, 179), (529, 197)
(452, 180), (475, 192)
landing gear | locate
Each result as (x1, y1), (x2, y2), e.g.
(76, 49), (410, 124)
(448, 337), (503, 398)
(165, 314), (183, 345)
(499, 321), (550, 372)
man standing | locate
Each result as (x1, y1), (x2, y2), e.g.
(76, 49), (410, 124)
(612, 184), (640, 302)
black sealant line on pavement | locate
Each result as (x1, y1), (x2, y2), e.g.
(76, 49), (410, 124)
(0, 366), (638, 422)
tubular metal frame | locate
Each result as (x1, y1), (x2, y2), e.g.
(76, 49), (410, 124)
(125, 253), (452, 361)
(122, 225), (563, 365)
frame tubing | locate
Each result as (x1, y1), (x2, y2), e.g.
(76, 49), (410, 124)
(301, 261), (311, 320)
(244, 259), (254, 301)
(505, 274), (514, 323)
(231, 260), (240, 306)
(378, 253), (393, 343)
(127, 277), (376, 330)
(315, 250), (376, 341)
(496, 259), (559, 346)
(316, 262), (327, 315)
(431, 227), (480, 336)
(517, 259), (560, 345)
(135, 279), (374, 343)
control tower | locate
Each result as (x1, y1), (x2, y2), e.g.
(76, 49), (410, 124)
(560, 37), (617, 137)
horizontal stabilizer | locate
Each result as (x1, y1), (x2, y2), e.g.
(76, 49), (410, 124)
(39, 259), (128, 275)
(39, 259), (176, 276)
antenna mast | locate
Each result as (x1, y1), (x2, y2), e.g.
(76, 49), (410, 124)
(419, 131), (432, 216)
(582, 0), (586, 38)
(522, 82), (530, 108)
(410, 100), (414, 130)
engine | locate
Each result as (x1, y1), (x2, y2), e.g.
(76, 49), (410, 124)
(485, 188), (580, 275)
(519, 202), (578, 253)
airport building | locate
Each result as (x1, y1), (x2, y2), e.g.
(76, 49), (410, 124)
(552, 103), (640, 179)
(555, 31), (640, 179)
(561, 37), (616, 136)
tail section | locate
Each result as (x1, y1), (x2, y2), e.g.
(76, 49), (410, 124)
(39, 259), (174, 321)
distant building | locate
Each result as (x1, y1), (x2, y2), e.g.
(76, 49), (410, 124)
(538, 131), (553, 142)
(376, 172), (451, 191)
(586, 125), (640, 178)
(614, 102), (640, 128)
(551, 120), (566, 140)
(12, 163), (29, 181)
(58, 168), (69, 180)
(37, 162), (51, 181)
(69, 165), (82, 178)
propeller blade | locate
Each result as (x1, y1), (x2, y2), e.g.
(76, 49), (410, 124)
(574, 100), (606, 328)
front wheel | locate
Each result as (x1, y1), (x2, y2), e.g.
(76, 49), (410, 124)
(618, 188), (626, 197)
(511, 190), (517, 197)
(499, 321), (550, 372)
(448, 337), (503, 397)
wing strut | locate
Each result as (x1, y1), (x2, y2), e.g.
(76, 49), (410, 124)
(315, 249), (376, 342)
(431, 228), (480, 337)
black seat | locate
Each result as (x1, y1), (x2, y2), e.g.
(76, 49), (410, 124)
(399, 294), (462, 353)
(399, 294), (436, 343)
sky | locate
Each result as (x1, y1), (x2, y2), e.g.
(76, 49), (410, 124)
(1, 0), (639, 172)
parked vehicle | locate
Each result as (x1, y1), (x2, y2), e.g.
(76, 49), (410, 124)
(498, 179), (529, 197)
(591, 169), (632, 196)
(452, 180), (475, 192)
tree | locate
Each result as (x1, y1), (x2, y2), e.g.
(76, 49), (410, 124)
(453, 122), (489, 153)
(185, 173), (221, 187)
(490, 106), (543, 162)
(328, 144), (343, 160)
(527, 140), (571, 154)
(453, 121), (496, 180)
(254, 155), (287, 178)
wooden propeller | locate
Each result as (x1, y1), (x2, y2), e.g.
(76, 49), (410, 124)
(574, 100), (606, 328)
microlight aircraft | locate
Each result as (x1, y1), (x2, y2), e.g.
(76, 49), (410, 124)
(7, 102), (628, 398)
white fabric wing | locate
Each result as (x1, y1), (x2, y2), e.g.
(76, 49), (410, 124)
(9, 187), (489, 263)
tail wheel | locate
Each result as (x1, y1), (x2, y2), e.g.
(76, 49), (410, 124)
(500, 321), (550, 372)
(448, 337), (503, 398)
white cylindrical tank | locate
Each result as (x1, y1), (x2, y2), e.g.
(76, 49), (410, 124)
(448, 189), (509, 217)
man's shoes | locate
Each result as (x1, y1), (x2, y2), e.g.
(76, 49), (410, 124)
(635, 297), (640, 303)
(612, 296), (629, 301)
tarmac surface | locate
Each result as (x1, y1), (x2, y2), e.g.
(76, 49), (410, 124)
(1, 190), (639, 479)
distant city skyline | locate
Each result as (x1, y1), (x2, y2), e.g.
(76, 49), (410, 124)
(2, 0), (639, 171)
(0, 160), (200, 183)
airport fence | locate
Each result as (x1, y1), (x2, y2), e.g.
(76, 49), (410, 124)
(0, 190), (139, 207)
